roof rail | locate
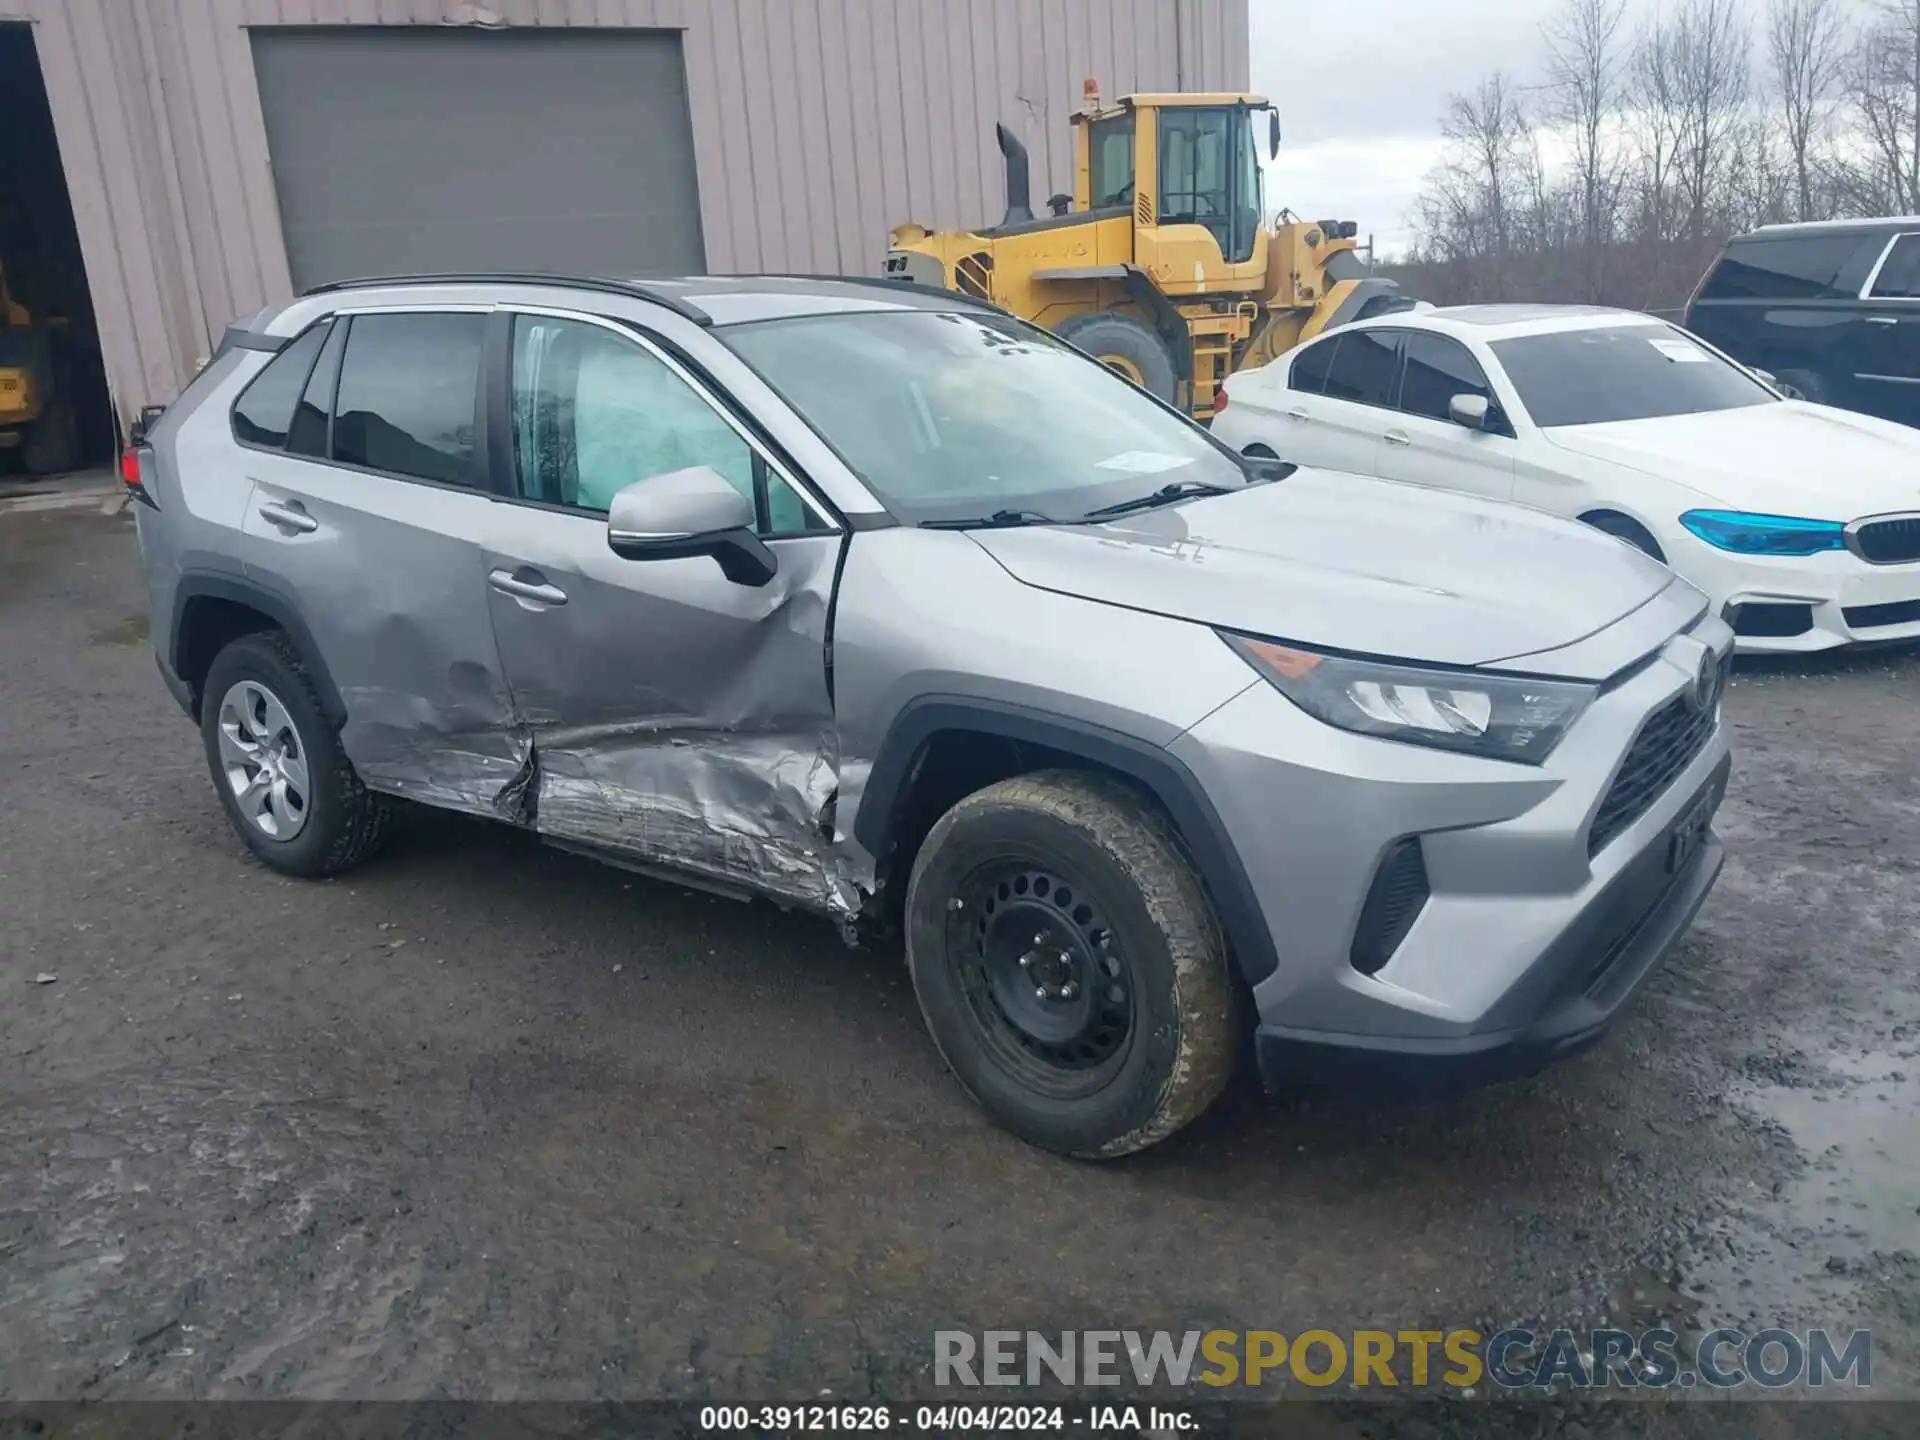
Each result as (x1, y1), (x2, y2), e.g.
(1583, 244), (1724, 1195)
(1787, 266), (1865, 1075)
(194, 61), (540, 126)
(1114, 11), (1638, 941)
(762, 272), (1003, 312)
(297, 272), (714, 325)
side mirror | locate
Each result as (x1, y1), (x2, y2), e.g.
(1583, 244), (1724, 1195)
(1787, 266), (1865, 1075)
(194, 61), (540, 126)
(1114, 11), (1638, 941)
(605, 465), (777, 587)
(1753, 368), (1779, 388)
(1448, 393), (1491, 430)
(1268, 110), (1282, 160)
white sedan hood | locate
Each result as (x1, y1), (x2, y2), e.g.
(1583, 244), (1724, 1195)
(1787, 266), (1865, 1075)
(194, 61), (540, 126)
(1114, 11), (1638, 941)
(1543, 401), (1920, 519)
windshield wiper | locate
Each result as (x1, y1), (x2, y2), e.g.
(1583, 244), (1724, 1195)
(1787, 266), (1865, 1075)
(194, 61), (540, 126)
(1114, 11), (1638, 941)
(1080, 480), (1234, 521)
(920, 509), (1064, 531)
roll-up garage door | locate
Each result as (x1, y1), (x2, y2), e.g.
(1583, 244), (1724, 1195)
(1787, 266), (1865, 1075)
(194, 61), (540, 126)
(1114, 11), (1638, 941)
(251, 27), (706, 288)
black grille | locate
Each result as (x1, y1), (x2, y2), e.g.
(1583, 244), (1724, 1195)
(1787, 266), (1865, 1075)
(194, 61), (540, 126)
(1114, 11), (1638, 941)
(1589, 686), (1721, 856)
(1349, 838), (1430, 976)
(1731, 601), (1813, 637)
(1852, 517), (1920, 564)
(1844, 598), (1920, 629)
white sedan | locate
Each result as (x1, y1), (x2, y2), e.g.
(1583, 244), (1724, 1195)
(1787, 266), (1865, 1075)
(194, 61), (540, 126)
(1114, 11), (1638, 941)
(1212, 304), (1920, 653)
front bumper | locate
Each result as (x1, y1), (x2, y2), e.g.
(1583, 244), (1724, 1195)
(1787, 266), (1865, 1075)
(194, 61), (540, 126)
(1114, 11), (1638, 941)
(1673, 534), (1920, 652)
(1257, 760), (1726, 1090)
(1169, 621), (1733, 1090)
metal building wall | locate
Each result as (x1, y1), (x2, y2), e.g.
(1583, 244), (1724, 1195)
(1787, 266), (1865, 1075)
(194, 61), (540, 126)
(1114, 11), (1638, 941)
(12, 0), (1249, 415)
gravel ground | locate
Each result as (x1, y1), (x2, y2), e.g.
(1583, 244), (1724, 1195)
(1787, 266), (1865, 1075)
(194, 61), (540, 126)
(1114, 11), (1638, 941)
(1, 506), (1915, 1431)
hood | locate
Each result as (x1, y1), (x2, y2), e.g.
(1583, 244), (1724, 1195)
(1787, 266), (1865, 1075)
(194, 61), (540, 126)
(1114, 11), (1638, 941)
(968, 470), (1680, 673)
(1543, 401), (1920, 517)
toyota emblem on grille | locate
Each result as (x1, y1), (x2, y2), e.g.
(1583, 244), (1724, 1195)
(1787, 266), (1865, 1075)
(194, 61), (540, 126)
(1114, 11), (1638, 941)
(1692, 650), (1724, 713)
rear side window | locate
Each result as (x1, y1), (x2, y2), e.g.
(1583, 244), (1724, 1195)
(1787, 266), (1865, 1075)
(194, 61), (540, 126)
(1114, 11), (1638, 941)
(286, 318), (346, 459)
(1398, 332), (1494, 422)
(1868, 234), (1920, 299)
(1696, 234), (1865, 301)
(331, 313), (486, 486)
(1321, 328), (1401, 407)
(1289, 337), (1336, 394)
(231, 322), (329, 448)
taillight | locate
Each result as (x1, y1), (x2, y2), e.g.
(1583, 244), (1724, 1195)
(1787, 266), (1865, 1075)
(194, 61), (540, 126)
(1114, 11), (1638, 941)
(1212, 386), (1229, 413)
(120, 447), (157, 508)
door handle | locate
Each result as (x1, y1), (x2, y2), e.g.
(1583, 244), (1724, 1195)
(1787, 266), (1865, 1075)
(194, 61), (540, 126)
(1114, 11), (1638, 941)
(1285, 405), (1310, 420)
(488, 569), (568, 606)
(257, 499), (318, 534)
(1383, 429), (1412, 446)
(1867, 315), (1899, 326)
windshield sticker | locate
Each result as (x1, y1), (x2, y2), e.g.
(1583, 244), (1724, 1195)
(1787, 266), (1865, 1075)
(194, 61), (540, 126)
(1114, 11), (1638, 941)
(1648, 337), (1710, 363)
(1095, 451), (1193, 474)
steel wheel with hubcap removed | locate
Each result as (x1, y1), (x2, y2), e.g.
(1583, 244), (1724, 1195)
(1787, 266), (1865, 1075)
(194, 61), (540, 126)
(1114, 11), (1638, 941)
(906, 771), (1241, 1157)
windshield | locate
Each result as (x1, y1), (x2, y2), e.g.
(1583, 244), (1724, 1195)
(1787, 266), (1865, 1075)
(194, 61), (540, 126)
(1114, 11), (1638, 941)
(1491, 324), (1776, 427)
(721, 310), (1247, 524)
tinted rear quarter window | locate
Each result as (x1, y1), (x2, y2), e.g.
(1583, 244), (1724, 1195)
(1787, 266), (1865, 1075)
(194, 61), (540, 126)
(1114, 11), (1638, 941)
(1697, 233), (1867, 301)
(332, 313), (487, 486)
(1321, 328), (1401, 406)
(1289, 337), (1336, 393)
(231, 322), (329, 448)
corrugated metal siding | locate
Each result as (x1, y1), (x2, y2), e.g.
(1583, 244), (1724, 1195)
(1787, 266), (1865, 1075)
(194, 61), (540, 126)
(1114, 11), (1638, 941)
(15, 0), (1247, 411)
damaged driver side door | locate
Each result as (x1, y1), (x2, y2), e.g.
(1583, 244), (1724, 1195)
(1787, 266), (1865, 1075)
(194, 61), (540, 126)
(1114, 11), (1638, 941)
(479, 309), (849, 911)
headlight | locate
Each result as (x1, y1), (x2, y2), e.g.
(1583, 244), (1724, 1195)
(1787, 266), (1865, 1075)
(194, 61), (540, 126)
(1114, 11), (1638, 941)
(1221, 634), (1595, 764)
(1679, 509), (1845, 555)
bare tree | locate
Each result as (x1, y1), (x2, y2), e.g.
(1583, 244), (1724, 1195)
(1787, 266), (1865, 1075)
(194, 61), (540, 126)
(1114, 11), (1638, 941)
(1844, 1), (1920, 212)
(1768, 0), (1847, 219)
(1671, 0), (1751, 237)
(1437, 72), (1533, 261)
(1629, 16), (1686, 242)
(1544, 0), (1628, 296)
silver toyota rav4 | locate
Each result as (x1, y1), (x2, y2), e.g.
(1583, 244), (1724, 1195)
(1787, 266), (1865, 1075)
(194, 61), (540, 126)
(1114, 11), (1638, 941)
(128, 274), (1732, 1157)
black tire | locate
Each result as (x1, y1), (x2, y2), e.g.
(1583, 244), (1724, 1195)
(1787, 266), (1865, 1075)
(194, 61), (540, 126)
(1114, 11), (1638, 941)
(1773, 368), (1827, 404)
(1582, 512), (1667, 564)
(1054, 312), (1179, 403)
(905, 771), (1240, 1158)
(200, 630), (391, 878)
(20, 400), (77, 475)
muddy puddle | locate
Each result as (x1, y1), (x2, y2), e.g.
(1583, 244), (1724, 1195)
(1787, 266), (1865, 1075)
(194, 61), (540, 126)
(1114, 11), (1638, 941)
(1627, 1042), (1920, 1391)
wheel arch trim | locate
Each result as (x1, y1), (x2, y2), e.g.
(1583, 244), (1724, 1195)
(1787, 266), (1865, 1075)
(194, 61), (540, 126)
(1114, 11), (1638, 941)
(171, 572), (347, 727)
(853, 696), (1279, 986)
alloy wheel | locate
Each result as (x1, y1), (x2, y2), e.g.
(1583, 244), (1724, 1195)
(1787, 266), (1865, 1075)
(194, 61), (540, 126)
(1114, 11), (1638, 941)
(215, 679), (311, 840)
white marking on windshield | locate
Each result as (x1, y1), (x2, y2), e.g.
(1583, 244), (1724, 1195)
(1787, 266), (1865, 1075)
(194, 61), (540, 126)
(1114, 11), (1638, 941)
(1094, 451), (1194, 474)
(1647, 337), (1709, 363)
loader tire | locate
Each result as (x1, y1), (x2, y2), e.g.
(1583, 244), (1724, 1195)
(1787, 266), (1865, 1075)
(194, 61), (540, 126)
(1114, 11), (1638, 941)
(21, 399), (78, 476)
(1054, 312), (1178, 404)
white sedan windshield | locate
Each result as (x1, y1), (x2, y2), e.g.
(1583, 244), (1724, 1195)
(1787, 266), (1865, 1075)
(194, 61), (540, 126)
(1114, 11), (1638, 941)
(722, 309), (1246, 522)
(1492, 324), (1777, 427)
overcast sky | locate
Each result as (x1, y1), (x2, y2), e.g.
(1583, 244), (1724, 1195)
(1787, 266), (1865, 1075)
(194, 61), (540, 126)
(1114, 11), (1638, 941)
(1249, 0), (1576, 257)
(1245, 0), (1897, 257)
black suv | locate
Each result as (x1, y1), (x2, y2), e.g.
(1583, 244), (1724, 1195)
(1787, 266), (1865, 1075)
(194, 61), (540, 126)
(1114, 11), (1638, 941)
(1686, 217), (1920, 425)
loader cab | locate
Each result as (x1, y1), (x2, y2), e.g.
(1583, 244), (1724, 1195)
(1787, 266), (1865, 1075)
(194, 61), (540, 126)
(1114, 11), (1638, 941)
(1073, 91), (1277, 285)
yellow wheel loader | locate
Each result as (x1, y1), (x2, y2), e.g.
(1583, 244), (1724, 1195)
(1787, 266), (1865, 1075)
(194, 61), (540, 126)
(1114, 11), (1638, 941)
(885, 84), (1413, 419)
(0, 258), (78, 476)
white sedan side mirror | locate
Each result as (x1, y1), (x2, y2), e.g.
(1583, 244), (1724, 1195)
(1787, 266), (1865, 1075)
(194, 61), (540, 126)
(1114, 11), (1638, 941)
(1448, 393), (1491, 430)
